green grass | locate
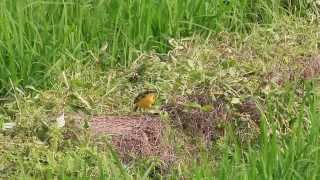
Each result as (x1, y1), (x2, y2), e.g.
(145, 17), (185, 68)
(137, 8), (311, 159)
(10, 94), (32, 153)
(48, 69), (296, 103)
(174, 90), (320, 179)
(1, 1), (320, 179)
(1, 15), (320, 179)
(216, 83), (320, 179)
(0, 0), (319, 93)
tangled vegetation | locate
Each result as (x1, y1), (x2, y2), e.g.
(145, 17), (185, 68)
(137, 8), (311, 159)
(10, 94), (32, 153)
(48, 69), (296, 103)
(1, 1), (320, 179)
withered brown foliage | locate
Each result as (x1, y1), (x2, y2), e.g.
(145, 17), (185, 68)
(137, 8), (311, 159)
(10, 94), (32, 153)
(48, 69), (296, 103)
(234, 98), (261, 143)
(302, 54), (320, 80)
(162, 88), (229, 143)
(162, 85), (263, 145)
(264, 54), (320, 87)
(237, 98), (260, 125)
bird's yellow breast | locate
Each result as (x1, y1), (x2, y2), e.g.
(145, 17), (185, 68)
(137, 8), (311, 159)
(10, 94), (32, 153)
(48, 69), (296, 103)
(135, 94), (156, 109)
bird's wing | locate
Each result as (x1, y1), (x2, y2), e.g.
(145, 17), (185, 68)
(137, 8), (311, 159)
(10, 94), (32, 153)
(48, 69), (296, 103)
(134, 92), (147, 104)
(134, 90), (157, 104)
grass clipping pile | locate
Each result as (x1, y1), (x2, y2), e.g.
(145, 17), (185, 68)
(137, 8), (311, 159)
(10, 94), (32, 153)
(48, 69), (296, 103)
(89, 116), (173, 163)
(162, 88), (230, 144)
(162, 94), (259, 144)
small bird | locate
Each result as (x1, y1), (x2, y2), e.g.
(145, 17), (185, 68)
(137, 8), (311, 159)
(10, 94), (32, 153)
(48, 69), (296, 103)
(133, 89), (157, 111)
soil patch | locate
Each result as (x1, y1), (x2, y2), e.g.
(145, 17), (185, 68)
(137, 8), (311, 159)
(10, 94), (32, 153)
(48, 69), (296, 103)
(89, 115), (174, 164)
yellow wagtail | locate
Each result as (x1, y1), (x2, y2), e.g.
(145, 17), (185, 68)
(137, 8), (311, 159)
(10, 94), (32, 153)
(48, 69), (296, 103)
(133, 89), (157, 111)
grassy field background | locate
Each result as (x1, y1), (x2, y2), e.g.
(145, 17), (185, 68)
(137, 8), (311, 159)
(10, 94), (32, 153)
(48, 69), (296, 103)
(0, 0), (319, 93)
(1, 0), (320, 179)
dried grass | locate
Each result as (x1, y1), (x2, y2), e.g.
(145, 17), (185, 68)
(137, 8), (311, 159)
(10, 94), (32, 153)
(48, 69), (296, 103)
(162, 88), (229, 143)
(302, 54), (320, 80)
